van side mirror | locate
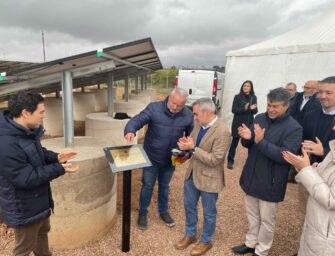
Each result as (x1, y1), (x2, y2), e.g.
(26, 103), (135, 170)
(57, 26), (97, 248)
(189, 88), (192, 95)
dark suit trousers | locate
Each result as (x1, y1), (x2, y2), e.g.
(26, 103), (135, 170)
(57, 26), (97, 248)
(13, 217), (51, 256)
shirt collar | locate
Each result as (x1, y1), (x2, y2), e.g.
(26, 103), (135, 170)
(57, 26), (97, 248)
(322, 108), (335, 115)
(202, 116), (218, 129)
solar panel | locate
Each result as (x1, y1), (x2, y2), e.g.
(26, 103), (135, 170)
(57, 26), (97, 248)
(0, 38), (162, 101)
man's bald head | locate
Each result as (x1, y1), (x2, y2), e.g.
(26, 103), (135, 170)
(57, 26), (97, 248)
(303, 80), (318, 96)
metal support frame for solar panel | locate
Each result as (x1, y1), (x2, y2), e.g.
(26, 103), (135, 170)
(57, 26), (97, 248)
(0, 38), (163, 147)
(107, 72), (114, 117)
(135, 76), (139, 95)
(62, 71), (74, 147)
(0, 38), (162, 101)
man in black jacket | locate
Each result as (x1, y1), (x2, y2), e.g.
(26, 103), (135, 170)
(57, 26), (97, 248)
(286, 82), (298, 98)
(0, 92), (79, 256)
(285, 82), (298, 108)
(289, 80), (321, 125)
(232, 88), (302, 256)
(302, 76), (335, 164)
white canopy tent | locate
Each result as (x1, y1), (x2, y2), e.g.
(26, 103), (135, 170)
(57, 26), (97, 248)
(222, 8), (335, 127)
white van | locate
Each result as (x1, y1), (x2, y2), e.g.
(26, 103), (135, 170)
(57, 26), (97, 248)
(175, 69), (224, 112)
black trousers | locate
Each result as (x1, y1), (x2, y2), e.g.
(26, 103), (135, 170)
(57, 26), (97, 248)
(227, 137), (240, 164)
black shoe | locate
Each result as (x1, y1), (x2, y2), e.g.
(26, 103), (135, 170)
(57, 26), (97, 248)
(137, 213), (147, 230)
(232, 244), (255, 254)
(227, 162), (234, 170)
(160, 212), (175, 227)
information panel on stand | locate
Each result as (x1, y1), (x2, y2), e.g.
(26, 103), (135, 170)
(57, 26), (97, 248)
(103, 144), (152, 173)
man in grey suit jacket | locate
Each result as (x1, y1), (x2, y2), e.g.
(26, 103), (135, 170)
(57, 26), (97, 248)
(174, 98), (230, 256)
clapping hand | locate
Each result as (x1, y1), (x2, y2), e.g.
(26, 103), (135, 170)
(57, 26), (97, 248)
(58, 150), (79, 173)
(238, 123), (251, 140)
(254, 124), (265, 144)
(282, 147), (310, 172)
(58, 150), (77, 164)
(178, 137), (195, 151)
(62, 163), (80, 173)
(302, 137), (324, 156)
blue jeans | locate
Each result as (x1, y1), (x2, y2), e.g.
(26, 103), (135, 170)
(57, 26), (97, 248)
(139, 161), (175, 214)
(184, 177), (218, 243)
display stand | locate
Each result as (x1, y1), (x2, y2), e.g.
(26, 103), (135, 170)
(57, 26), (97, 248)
(104, 145), (152, 252)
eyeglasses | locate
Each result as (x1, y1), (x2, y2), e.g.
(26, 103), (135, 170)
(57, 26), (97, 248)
(302, 86), (313, 89)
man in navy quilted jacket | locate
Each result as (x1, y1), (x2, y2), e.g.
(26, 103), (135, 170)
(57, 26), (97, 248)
(0, 92), (79, 256)
(124, 88), (194, 230)
(232, 88), (302, 256)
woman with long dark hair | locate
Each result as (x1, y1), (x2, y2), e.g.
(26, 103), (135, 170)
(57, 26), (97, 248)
(227, 80), (257, 169)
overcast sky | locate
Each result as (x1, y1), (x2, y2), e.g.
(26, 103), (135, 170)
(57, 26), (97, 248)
(1, 0), (335, 68)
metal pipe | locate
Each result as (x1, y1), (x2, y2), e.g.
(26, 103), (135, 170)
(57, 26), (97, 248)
(135, 76), (139, 95)
(61, 71), (74, 147)
(107, 72), (114, 117)
(125, 76), (129, 102)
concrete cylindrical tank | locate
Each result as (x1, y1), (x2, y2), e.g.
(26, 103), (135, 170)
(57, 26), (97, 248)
(43, 97), (63, 136)
(115, 87), (124, 100)
(73, 92), (96, 121)
(129, 93), (151, 105)
(94, 88), (117, 112)
(73, 92), (96, 136)
(42, 137), (116, 249)
(141, 88), (156, 101)
(113, 100), (146, 116)
(94, 88), (107, 112)
(85, 112), (137, 145)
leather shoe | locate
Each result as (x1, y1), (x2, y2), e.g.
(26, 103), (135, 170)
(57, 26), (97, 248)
(232, 244), (255, 254)
(190, 242), (213, 256)
(227, 162), (234, 170)
(174, 235), (196, 250)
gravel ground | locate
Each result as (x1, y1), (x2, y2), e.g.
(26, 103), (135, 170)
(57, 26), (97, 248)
(0, 143), (304, 256)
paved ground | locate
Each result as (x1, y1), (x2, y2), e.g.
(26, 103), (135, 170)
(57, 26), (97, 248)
(0, 143), (304, 256)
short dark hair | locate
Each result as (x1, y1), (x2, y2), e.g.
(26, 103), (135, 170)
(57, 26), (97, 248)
(239, 80), (255, 95)
(8, 91), (44, 118)
(267, 87), (291, 105)
(320, 76), (335, 84)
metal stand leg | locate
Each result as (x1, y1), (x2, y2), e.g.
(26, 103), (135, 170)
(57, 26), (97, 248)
(122, 170), (132, 252)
